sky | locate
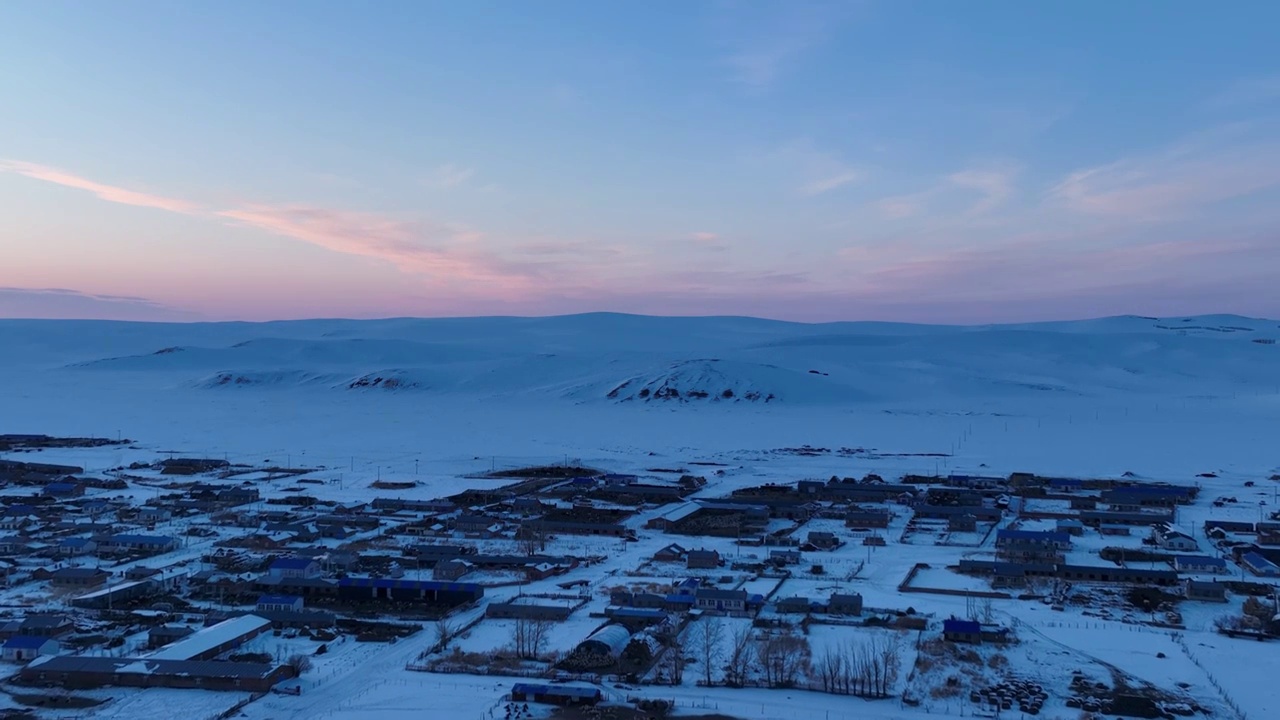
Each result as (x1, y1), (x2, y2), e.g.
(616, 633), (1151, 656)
(2, 0), (1280, 324)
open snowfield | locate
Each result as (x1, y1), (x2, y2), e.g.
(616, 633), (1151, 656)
(2, 313), (1279, 720)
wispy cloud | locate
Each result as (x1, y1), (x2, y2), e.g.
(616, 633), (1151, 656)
(428, 163), (477, 189)
(4, 159), (536, 291)
(0, 160), (201, 213)
(948, 164), (1019, 215)
(1207, 75), (1280, 110)
(717, 1), (852, 90)
(1048, 131), (1280, 220)
(872, 162), (1018, 220)
(216, 205), (529, 286)
(772, 139), (863, 196)
(0, 287), (199, 321)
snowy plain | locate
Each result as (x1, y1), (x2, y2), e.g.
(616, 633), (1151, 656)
(1, 312), (1279, 720)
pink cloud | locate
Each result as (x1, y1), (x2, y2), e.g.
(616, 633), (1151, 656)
(216, 205), (534, 289)
(0, 160), (201, 213)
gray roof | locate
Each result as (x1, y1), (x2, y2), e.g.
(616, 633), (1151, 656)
(26, 655), (283, 679)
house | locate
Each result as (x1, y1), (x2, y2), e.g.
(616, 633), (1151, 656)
(1099, 524), (1132, 536)
(828, 592), (863, 616)
(149, 614), (273, 661)
(1056, 519), (1085, 536)
(1173, 555), (1227, 574)
(807, 531), (840, 549)
(148, 624), (195, 649)
(775, 596), (816, 614)
(432, 559), (473, 581)
(1153, 525), (1199, 552)
(1241, 552), (1280, 577)
(256, 594), (304, 612)
(100, 534), (179, 554)
(70, 579), (159, 609)
(41, 482), (85, 498)
(948, 514), (978, 533)
(995, 530), (1072, 562)
(1080, 510), (1174, 528)
(652, 543), (687, 562)
(0, 615), (72, 639)
(48, 567), (110, 588)
(336, 577), (484, 607)
(453, 514), (501, 535)
(20, 655), (294, 692)
(1184, 579), (1227, 603)
(694, 588), (747, 613)
(509, 683), (601, 707)
(844, 510), (891, 529)
(769, 549), (801, 566)
(2, 636), (59, 662)
(137, 507), (172, 524)
(267, 557), (322, 581)
(943, 618), (982, 644)
(56, 537), (97, 557)
(686, 549), (721, 569)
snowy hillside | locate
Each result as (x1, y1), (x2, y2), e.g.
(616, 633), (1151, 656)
(3, 313), (1277, 405)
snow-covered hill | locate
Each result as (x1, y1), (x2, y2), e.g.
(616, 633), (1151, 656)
(2, 312), (1277, 405)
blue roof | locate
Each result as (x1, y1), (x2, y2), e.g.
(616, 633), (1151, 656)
(59, 538), (93, 548)
(3, 635), (52, 649)
(270, 557), (317, 570)
(610, 607), (666, 618)
(338, 577), (483, 593)
(511, 683), (600, 699)
(257, 594), (302, 606)
(110, 534), (175, 546)
(944, 619), (981, 634)
(997, 529), (1070, 543)
(1174, 555), (1226, 568)
(44, 483), (78, 492)
(1242, 552), (1279, 569)
(664, 594), (695, 604)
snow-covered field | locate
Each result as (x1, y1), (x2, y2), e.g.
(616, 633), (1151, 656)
(1, 313), (1279, 719)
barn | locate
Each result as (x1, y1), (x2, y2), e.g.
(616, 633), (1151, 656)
(337, 577), (483, 607)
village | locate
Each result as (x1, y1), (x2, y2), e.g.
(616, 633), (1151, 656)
(0, 433), (1278, 720)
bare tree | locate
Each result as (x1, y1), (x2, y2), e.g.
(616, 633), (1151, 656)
(724, 624), (755, 687)
(512, 617), (554, 659)
(656, 631), (687, 685)
(433, 617), (456, 650)
(755, 631), (810, 688)
(286, 654), (313, 674)
(813, 646), (845, 693)
(693, 618), (725, 686)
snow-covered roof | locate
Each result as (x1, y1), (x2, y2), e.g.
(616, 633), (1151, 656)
(148, 614), (271, 660)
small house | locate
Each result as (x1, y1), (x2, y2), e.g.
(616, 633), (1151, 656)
(56, 538), (97, 557)
(694, 588), (747, 613)
(2, 636), (59, 662)
(49, 567), (110, 588)
(828, 592), (863, 616)
(769, 549), (801, 566)
(948, 514), (978, 533)
(775, 596), (815, 614)
(432, 559), (473, 581)
(652, 543), (687, 562)
(1184, 579), (1226, 603)
(686, 549), (721, 569)
(138, 507), (172, 524)
(943, 618), (981, 644)
(42, 482), (85, 498)
(806, 531), (840, 550)
(1241, 552), (1280, 577)
(1173, 555), (1227, 575)
(256, 594), (304, 612)
(267, 557), (322, 581)
(509, 683), (601, 706)
(1056, 519), (1085, 536)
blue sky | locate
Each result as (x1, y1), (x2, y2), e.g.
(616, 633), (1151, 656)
(2, 0), (1279, 322)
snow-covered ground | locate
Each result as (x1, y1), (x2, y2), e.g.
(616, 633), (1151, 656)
(2, 313), (1279, 719)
